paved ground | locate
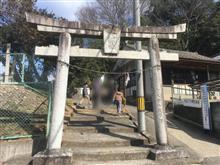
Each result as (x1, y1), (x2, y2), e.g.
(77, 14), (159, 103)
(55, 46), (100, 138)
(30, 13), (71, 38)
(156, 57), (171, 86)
(167, 114), (220, 158)
(126, 105), (220, 164)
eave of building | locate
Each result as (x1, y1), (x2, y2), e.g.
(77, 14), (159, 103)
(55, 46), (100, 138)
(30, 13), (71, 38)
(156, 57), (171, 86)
(191, 79), (220, 91)
(113, 44), (220, 71)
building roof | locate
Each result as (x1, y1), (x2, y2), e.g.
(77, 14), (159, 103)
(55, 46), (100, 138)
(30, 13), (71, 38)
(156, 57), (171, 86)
(165, 49), (219, 63)
(212, 53), (220, 60)
(126, 44), (219, 63)
(191, 79), (220, 91)
(113, 44), (220, 71)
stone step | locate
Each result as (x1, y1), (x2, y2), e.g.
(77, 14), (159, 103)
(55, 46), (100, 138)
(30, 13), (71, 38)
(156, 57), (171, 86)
(73, 109), (98, 115)
(69, 116), (98, 121)
(65, 125), (136, 133)
(70, 146), (150, 161)
(73, 159), (157, 165)
(68, 116), (135, 126)
(69, 115), (131, 123)
(67, 120), (135, 127)
(62, 132), (148, 148)
(99, 114), (130, 120)
(3, 154), (32, 165)
(72, 158), (197, 165)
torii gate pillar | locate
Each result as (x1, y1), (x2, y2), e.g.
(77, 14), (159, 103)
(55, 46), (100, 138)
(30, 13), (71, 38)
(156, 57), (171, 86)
(149, 36), (168, 145)
(48, 33), (71, 150)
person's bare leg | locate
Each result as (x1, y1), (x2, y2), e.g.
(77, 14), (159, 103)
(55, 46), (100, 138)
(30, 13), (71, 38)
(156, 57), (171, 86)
(118, 101), (122, 114)
(88, 96), (92, 105)
(79, 97), (84, 105)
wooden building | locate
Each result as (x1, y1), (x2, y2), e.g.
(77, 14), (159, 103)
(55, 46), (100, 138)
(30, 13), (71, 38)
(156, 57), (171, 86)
(113, 45), (220, 104)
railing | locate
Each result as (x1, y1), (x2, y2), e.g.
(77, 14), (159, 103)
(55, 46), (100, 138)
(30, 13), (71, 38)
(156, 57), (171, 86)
(172, 84), (200, 100)
(172, 84), (220, 103)
(0, 81), (53, 140)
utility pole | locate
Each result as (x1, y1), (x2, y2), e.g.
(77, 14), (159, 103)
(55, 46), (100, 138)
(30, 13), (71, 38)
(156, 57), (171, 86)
(48, 33), (71, 150)
(134, 0), (146, 133)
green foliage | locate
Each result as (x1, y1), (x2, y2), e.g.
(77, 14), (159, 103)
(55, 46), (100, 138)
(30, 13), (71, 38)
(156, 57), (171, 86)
(143, 0), (220, 56)
(192, 2), (220, 56)
(0, 0), (59, 81)
(68, 57), (116, 91)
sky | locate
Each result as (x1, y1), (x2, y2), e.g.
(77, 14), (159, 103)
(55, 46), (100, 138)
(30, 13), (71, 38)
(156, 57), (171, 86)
(36, 0), (96, 21)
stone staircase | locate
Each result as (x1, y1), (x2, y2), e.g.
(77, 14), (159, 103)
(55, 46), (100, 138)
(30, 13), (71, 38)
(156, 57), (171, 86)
(62, 108), (156, 165)
(3, 105), (197, 165)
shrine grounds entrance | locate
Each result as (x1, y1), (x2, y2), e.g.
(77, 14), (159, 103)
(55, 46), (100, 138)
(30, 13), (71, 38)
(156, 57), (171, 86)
(22, 12), (188, 163)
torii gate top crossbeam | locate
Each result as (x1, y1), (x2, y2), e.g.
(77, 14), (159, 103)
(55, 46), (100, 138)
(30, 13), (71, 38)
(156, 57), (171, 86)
(25, 12), (186, 40)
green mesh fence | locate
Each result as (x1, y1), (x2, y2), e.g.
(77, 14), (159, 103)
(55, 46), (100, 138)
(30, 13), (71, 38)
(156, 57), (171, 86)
(0, 82), (53, 140)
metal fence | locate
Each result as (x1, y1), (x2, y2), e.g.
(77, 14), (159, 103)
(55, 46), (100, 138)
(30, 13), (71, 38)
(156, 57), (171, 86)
(0, 81), (53, 140)
(172, 84), (220, 101)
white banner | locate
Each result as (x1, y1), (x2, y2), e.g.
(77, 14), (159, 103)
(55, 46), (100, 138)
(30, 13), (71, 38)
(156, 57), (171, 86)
(183, 99), (201, 108)
(201, 85), (211, 130)
(173, 98), (201, 108)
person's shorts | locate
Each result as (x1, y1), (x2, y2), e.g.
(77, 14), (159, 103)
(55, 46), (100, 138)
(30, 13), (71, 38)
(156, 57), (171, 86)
(83, 95), (90, 99)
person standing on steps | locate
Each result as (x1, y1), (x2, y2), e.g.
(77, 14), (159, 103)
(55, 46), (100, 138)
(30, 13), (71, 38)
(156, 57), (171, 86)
(79, 82), (92, 108)
(113, 88), (124, 115)
(92, 78), (101, 109)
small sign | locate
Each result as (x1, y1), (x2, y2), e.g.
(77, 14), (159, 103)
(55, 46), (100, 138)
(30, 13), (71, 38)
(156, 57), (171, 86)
(201, 85), (212, 130)
(103, 28), (121, 54)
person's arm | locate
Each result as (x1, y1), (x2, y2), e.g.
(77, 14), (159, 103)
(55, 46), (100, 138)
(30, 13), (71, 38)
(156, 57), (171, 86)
(112, 93), (116, 103)
(121, 92), (124, 98)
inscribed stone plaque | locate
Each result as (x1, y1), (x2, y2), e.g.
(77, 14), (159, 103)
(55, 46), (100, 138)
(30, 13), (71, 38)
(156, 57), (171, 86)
(103, 28), (121, 54)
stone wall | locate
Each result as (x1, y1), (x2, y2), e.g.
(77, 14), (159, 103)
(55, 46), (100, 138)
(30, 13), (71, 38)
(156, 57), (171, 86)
(0, 137), (46, 162)
(174, 105), (203, 126)
(174, 103), (220, 138)
(210, 102), (220, 138)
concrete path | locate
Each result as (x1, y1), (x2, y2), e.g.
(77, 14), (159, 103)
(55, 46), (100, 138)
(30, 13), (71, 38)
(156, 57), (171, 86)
(167, 114), (220, 159)
(126, 105), (220, 164)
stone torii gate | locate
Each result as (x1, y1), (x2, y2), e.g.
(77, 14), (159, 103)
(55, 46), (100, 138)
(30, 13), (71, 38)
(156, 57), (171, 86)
(25, 12), (186, 161)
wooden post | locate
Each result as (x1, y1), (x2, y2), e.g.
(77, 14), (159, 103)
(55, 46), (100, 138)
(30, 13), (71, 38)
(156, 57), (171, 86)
(171, 77), (174, 109)
(206, 65), (210, 81)
(48, 33), (71, 150)
(4, 43), (11, 82)
(192, 88), (195, 99)
(21, 54), (25, 82)
(148, 36), (168, 145)
(11, 56), (16, 82)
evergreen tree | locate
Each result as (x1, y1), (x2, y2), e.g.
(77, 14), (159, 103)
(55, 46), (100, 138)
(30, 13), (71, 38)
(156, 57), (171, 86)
(0, 0), (58, 81)
(143, 0), (220, 56)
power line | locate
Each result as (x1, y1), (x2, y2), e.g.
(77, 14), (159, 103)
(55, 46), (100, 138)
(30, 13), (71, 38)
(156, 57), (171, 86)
(58, 60), (147, 75)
